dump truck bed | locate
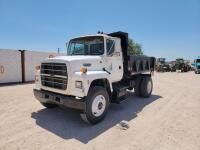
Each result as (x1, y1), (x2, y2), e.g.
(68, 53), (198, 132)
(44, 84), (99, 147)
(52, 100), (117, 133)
(108, 31), (156, 78)
(126, 55), (156, 76)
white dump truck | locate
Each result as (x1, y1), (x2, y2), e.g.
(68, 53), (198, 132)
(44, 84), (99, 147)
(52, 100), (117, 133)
(34, 31), (156, 124)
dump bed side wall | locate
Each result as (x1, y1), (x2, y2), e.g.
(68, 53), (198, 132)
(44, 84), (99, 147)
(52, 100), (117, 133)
(124, 55), (156, 78)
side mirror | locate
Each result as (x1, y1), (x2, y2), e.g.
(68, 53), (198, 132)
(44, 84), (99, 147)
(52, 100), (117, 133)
(66, 42), (68, 55)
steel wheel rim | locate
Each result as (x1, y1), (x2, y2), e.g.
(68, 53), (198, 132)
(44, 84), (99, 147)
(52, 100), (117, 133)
(92, 95), (106, 117)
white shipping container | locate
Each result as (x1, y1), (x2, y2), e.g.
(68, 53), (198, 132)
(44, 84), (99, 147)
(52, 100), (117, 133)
(0, 49), (22, 83)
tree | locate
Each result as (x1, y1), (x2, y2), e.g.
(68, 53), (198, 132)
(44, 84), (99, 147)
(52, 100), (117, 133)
(128, 38), (143, 55)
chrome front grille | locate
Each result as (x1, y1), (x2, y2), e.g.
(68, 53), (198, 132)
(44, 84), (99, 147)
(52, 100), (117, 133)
(41, 63), (68, 90)
(41, 63), (67, 76)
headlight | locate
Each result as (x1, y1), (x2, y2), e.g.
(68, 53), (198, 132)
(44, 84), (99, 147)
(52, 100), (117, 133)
(35, 75), (39, 82)
(75, 81), (83, 89)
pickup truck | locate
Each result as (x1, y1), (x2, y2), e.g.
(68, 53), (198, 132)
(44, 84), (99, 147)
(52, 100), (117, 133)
(33, 31), (156, 124)
(194, 56), (200, 74)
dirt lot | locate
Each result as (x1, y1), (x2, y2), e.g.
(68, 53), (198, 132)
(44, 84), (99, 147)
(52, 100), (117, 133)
(0, 72), (200, 150)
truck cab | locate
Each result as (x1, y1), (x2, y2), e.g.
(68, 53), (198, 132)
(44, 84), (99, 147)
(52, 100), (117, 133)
(156, 58), (170, 72)
(34, 31), (155, 124)
(174, 58), (190, 72)
(194, 56), (200, 74)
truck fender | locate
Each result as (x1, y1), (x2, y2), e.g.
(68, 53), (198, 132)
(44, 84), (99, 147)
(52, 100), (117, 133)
(87, 78), (112, 98)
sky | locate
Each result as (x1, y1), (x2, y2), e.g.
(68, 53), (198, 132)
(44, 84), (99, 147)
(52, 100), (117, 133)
(0, 0), (199, 60)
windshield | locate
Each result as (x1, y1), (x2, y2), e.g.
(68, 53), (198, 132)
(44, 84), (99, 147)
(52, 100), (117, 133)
(176, 59), (184, 63)
(196, 59), (200, 63)
(158, 58), (165, 62)
(67, 36), (104, 55)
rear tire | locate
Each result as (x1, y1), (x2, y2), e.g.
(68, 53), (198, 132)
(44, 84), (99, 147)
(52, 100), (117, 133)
(41, 102), (58, 108)
(134, 76), (143, 96)
(83, 86), (110, 124)
(140, 77), (153, 98)
(128, 87), (133, 90)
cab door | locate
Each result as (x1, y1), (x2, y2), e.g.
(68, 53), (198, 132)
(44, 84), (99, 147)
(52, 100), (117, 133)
(105, 38), (123, 82)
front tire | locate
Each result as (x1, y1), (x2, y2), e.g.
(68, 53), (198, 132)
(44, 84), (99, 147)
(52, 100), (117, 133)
(140, 77), (153, 98)
(84, 86), (110, 124)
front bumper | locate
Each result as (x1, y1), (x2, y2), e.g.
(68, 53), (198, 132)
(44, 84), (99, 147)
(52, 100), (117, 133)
(195, 69), (200, 73)
(33, 89), (85, 110)
(196, 67), (200, 71)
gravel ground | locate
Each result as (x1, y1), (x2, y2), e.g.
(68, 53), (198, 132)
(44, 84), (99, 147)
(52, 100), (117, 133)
(0, 72), (200, 150)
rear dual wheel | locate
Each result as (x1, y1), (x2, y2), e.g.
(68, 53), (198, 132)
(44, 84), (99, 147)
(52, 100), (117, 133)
(134, 76), (143, 96)
(134, 76), (153, 98)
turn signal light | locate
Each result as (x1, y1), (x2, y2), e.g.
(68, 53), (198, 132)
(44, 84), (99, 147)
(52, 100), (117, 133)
(80, 67), (87, 73)
(35, 65), (40, 70)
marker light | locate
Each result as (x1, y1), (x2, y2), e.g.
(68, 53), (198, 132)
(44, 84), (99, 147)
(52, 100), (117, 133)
(35, 65), (40, 70)
(80, 67), (87, 73)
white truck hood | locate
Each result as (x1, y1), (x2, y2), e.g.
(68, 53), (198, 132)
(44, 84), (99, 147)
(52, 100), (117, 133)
(42, 55), (105, 73)
(47, 55), (102, 62)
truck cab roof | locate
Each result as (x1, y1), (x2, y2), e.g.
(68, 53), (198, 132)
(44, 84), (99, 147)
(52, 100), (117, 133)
(68, 31), (129, 58)
(70, 33), (119, 41)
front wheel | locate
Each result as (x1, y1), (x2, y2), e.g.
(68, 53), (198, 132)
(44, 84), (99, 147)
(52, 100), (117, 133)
(83, 86), (110, 124)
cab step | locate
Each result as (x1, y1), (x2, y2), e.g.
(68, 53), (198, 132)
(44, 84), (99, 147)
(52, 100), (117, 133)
(112, 84), (129, 104)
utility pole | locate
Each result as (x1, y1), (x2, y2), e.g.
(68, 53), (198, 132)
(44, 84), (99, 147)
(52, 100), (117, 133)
(57, 48), (60, 54)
